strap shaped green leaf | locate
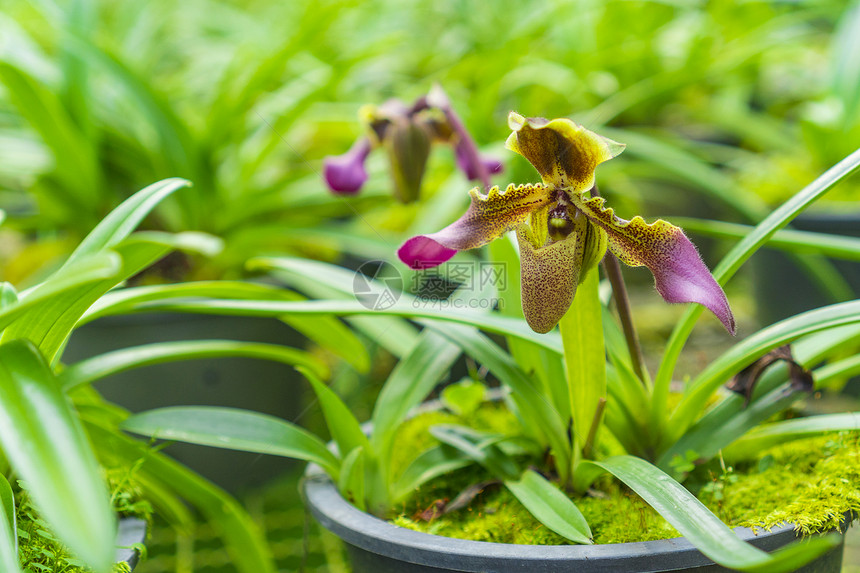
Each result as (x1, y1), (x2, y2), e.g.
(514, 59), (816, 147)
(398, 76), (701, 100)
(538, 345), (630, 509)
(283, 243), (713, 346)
(121, 406), (340, 480)
(0, 341), (115, 572)
(584, 455), (840, 573)
(60, 340), (328, 391)
(504, 469), (592, 545)
(0, 474), (20, 573)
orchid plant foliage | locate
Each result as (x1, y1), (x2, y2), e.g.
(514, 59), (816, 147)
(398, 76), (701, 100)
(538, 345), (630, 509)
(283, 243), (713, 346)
(399, 111), (735, 334)
(113, 113), (860, 573)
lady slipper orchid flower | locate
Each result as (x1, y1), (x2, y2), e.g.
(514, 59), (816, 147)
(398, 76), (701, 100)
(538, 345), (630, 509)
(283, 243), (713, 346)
(398, 112), (735, 335)
(323, 86), (502, 202)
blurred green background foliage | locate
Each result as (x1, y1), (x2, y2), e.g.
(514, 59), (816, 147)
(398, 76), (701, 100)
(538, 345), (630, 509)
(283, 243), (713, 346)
(1, 0), (859, 570)
(1, 0), (858, 286)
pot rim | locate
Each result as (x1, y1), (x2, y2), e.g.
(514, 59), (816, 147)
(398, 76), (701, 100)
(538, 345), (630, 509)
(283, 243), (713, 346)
(302, 464), (825, 573)
(116, 517), (147, 570)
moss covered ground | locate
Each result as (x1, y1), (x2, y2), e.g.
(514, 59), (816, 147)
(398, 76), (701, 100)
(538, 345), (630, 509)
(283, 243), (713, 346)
(127, 401), (860, 572)
(390, 405), (860, 546)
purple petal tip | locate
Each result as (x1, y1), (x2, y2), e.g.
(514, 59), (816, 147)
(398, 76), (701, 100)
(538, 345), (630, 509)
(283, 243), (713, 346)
(323, 138), (371, 194)
(651, 237), (736, 335)
(397, 236), (457, 269)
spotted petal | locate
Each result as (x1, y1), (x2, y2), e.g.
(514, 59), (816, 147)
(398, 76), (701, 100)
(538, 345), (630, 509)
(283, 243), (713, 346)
(516, 222), (586, 333)
(505, 112), (625, 191)
(570, 192), (736, 334)
(398, 183), (552, 269)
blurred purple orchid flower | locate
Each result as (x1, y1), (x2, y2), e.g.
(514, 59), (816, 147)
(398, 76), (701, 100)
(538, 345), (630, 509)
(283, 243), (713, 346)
(398, 112), (735, 334)
(323, 138), (371, 194)
(323, 85), (502, 202)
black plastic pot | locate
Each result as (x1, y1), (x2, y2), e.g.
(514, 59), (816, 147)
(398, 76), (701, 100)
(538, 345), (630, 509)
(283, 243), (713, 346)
(116, 517), (147, 570)
(63, 313), (305, 493)
(303, 468), (848, 573)
(752, 213), (860, 326)
(752, 212), (860, 398)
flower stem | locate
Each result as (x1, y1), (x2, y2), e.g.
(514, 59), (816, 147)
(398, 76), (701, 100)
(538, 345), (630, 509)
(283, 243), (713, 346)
(601, 253), (649, 386)
(591, 185), (649, 386)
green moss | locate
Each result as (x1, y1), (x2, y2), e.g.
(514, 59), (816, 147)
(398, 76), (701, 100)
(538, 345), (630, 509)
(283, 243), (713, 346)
(15, 467), (152, 572)
(389, 410), (460, 476)
(393, 476), (683, 545)
(388, 402), (515, 480)
(700, 433), (860, 535)
(390, 406), (859, 545)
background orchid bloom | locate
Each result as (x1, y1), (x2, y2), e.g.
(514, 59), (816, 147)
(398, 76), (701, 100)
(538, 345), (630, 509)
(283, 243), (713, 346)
(323, 86), (502, 202)
(399, 112), (735, 334)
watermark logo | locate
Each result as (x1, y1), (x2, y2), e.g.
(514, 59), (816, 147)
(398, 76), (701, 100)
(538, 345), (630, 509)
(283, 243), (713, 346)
(353, 260), (403, 310)
(411, 262), (507, 310)
(353, 260), (508, 311)
(410, 261), (508, 293)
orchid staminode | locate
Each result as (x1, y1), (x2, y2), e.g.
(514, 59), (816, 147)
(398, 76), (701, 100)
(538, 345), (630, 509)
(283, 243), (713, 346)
(398, 112), (735, 334)
(323, 86), (502, 203)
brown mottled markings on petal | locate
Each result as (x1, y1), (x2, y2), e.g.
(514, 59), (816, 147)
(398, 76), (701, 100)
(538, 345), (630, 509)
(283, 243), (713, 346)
(516, 213), (593, 334)
(570, 192), (681, 269)
(470, 183), (551, 216)
(506, 115), (623, 192)
(519, 130), (557, 181)
(555, 129), (598, 193)
(518, 227), (583, 333)
(570, 190), (735, 333)
(444, 183), (554, 251)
